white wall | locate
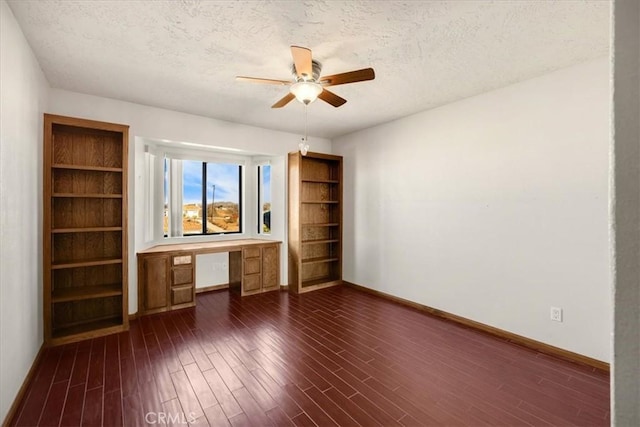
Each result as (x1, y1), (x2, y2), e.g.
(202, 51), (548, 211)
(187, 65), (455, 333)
(0, 0), (50, 421)
(612, 0), (640, 424)
(47, 89), (331, 314)
(196, 253), (230, 288)
(334, 58), (611, 362)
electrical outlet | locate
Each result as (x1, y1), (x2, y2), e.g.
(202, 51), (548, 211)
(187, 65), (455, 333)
(550, 307), (563, 322)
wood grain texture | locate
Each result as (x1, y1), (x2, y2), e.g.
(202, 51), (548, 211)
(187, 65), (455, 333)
(344, 281), (610, 372)
(6, 286), (609, 426)
(52, 231), (121, 264)
(288, 152), (343, 294)
(171, 267), (194, 286)
(320, 67), (375, 87)
(261, 245), (279, 291)
(138, 241), (281, 314)
(318, 88), (347, 108)
(138, 239), (279, 255)
(52, 169), (122, 194)
(139, 256), (169, 313)
(44, 114), (129, 346)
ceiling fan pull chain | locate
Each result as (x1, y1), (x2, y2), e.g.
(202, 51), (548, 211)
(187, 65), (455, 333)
(299, 104), (310, 156)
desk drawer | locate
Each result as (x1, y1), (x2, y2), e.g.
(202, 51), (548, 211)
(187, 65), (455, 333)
(244, 258), (261, 275)
(243, 247), (261, 259)
(172, 285), (194, 305)
(172, 267), (193, 286)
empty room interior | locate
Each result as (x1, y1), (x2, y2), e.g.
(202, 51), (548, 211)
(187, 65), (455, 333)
(1, 1), (639, 426)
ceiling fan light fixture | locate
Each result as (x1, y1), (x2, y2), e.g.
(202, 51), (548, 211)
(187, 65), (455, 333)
(290, 81), (322, 105)
(237, 46), (374, 109)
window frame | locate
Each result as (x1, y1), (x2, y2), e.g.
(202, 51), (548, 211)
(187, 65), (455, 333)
(163, 150), (246, 239)
(257, 163), (272, 235)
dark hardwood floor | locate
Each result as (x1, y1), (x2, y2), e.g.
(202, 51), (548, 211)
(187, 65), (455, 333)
(9, 286), (610, 426)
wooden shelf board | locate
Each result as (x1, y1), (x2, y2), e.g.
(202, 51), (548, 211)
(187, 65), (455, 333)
(301, 239), (340, 245)
(52, 163), (123, 172)
(301, 200), (339, 204)
(302, 256), (339, 265)
(300, 277), (342, 289)
(52, 227), (123, 233)
(52, 193), (123, 198)
(52, 316), (124, 340)
(52, 284), (123, 303)
(52, 257), (123, 270)
(301, 223), (340, 227)
(301, 179), (339, 184)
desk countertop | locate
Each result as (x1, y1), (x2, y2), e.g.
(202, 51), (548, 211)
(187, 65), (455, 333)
(137, 238), (281, 255)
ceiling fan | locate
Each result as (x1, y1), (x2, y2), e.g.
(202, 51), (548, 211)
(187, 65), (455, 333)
(236, 45), (375, 108)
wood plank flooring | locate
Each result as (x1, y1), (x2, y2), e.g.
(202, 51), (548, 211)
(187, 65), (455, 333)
(9, 286), (610, 426)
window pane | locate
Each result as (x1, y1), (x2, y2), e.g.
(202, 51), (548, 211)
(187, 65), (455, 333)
(182, 160), (204, 235)
(261, 165), (271, 233)
(206, 162), (241, 233)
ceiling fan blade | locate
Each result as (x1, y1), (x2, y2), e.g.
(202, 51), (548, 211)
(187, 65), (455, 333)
(320, 68), (375, 87)
(318, 88), (347, 108)
(236, 76), (291, 86)
(291, 45), (313, 79)
(271, 92), (295, 108)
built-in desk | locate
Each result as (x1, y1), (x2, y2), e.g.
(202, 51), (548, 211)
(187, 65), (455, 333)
(137, 239), (281, 315)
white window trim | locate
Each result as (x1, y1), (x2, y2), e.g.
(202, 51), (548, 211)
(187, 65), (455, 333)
(256, 161), (272, 236)
(164, 149), (248, 165)
(168, 158), (184, 237)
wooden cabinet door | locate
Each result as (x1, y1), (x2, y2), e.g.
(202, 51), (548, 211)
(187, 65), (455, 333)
(262, 245), (279, 292)
(243, 274), (262, 294)
(141, 256), (169, 311)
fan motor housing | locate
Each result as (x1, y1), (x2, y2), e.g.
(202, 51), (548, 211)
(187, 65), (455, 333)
(292, 60), (322, 82)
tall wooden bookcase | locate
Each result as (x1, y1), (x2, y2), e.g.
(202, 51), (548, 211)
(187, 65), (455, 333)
(288, 151), (343, 293)
(43, 114), (129, 345)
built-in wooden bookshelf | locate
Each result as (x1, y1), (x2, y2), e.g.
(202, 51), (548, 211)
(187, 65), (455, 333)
(288, 151), (343, 293)
(43, 114), (129, 345)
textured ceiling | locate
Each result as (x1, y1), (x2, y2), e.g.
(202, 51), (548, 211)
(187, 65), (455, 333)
(8, 0), (610, 139)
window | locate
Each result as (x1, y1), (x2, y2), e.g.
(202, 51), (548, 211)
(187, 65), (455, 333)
(258, 164), (271, 234)
(205, 162), (241, 233)
(165, 157), (243, 236)
(144, 140), (280, 242)
(182, 160), (205, 234)
(163, 159), (169, 236)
